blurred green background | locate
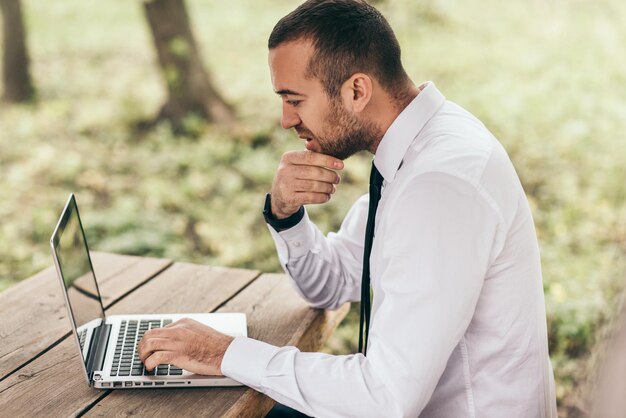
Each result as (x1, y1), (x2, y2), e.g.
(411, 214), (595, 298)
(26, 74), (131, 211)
(1, 0), (625, 416)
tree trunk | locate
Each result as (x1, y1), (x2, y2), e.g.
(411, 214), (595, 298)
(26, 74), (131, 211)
(143, 0), (234, 130)
(1, 0), (34, 102)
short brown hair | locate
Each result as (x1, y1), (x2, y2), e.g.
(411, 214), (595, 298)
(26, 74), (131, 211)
(268, 0), (409, 98)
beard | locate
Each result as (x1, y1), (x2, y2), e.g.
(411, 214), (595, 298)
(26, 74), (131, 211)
(296, 98), (382, 160)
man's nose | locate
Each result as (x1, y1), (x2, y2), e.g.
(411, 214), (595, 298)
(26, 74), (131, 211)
(281, 103), (301, 130)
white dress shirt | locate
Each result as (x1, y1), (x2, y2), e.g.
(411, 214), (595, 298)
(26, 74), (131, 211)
(222, 82), (557, 418)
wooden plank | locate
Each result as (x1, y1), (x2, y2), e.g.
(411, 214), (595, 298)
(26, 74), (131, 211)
(90, 251), (173, 307)
(0, 338), (105, 417)
(0, 252), (172, 380)
(83, 273), (349, 418)
(106, 263), (260, 316)
(0, 263), (260, 417)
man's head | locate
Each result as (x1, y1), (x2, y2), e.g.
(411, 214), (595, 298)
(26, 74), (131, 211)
(268, 0), (412, 159)
(269, 0), (409, 100)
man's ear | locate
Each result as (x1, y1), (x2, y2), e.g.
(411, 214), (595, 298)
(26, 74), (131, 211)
(341, 73), (372, 113)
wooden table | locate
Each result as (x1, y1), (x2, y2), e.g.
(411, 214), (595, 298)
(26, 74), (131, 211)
(0, 252), (349, 417)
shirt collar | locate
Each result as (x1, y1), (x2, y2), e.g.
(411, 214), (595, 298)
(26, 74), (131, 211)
(374, 81), (446, 183)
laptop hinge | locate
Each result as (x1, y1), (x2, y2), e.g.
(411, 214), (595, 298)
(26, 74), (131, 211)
(86, 323), (112, 383)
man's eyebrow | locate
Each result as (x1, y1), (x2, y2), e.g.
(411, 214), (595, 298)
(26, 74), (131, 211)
(275, 89), (306, 96)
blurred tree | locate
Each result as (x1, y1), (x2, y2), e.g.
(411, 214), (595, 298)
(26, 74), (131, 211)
(143, 0), (234, 131)
(0, 0), (34, 102)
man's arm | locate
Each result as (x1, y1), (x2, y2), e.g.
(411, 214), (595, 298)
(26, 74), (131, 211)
(268, 194), (369, 309)
(265, 150), (368, 309)
(220, 173), (499, 416)
(139, 172), (500, 417)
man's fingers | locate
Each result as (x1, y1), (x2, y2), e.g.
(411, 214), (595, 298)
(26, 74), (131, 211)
(138, 336), (176, 363)
(142, 327), (173, 338)
(293, 165), (341, 184)
(283, 150), (344, 170)
(143, 350), (176, 371)
(295, 192), (332, 204)
(292, 179), (336, 195)
(272, 151), (342, 216)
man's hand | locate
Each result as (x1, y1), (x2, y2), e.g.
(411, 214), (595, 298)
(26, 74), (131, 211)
(137, 318), (234, 376)
(271, 150), (344, 219)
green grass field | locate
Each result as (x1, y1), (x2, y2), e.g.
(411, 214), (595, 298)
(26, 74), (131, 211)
(1, 0), (625, 414)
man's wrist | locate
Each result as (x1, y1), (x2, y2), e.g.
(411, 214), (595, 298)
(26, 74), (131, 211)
(263, 193), (304, 231)
(271, 204), (296, 220)
(221, 337), (279, 388)
(217, 334), (235, 375)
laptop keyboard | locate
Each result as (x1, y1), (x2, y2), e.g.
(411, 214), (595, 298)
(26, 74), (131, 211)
(110, 319), (183, 377)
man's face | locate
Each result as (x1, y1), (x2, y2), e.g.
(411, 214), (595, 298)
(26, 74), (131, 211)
(268, 40), (380, 160)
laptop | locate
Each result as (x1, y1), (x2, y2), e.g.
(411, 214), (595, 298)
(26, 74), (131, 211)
(50, 193), (247, 389)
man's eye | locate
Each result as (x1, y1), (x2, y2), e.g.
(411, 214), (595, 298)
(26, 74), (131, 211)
(287, 100), (301, 107)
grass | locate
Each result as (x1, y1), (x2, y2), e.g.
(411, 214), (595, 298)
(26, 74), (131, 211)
(1, 0), (625, 415)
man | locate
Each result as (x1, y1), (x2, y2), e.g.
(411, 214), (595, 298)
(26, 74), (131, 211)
(138, 1), (557, 416)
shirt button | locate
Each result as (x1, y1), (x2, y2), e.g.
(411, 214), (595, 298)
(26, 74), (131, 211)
(292, 241), (301, 247)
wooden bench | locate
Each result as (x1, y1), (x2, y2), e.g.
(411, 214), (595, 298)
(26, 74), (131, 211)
(0, 252), (348, 417)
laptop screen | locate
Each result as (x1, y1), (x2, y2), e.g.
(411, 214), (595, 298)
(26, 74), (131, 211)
(51, 194), (105, 365)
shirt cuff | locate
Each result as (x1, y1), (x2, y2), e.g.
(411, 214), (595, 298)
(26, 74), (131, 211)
(267, 209), (316, 264)
(221, 336), (278, 390)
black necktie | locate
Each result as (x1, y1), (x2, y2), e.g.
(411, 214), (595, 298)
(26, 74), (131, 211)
(358, 161), (384, 355)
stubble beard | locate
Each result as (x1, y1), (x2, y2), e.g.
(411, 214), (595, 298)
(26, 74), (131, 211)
(307, 98), (382, 161)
